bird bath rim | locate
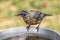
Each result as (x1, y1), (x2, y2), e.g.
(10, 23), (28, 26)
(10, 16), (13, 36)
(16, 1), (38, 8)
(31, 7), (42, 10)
(0, 27), (60, 40)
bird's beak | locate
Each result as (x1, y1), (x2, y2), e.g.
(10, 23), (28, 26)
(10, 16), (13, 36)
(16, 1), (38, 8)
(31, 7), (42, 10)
(15, 14), (20, 16)
(15, 14), (19, 16)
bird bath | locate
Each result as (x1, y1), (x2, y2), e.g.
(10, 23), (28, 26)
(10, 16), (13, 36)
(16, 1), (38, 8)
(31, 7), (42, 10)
(0, 27), (60, 40)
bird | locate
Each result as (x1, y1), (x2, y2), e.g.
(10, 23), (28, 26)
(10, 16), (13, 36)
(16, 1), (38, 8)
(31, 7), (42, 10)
(16, 10), (52, 32)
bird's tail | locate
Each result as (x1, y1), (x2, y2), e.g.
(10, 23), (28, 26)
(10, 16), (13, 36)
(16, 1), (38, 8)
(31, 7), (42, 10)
(44, 14), (52, 16)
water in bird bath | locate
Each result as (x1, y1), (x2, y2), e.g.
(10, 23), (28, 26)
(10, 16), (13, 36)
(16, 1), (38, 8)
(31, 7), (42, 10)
(3, 35), (51, 40)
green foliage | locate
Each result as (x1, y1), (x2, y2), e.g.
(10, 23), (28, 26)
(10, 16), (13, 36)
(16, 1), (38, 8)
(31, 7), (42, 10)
(0, 0), (8, 3)
(48, 0), (55, 1)
(11, 0), (24, 6)
(30, 0), (44, 9)
(6, 10), (12, 18)
(0, 8), (2, 12)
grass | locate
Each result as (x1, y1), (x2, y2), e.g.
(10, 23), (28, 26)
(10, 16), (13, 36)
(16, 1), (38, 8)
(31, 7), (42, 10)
(0, 0), (60, 33)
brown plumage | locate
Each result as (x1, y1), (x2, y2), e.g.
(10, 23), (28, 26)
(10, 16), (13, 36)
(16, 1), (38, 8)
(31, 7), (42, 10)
(24, 16), (40, 25)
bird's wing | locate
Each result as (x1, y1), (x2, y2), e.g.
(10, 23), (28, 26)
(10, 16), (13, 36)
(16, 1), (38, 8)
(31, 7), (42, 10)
(28, 10), (44, 20)
(28, 11), (36, 18)
(33, 11), (41, 19)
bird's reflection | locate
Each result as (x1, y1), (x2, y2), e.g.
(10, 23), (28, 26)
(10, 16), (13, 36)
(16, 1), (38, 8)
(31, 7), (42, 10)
(3, 35), (51, 40)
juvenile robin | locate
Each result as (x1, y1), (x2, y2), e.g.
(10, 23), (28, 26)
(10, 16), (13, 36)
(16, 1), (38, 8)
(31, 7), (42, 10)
(16, 10), (52, 32)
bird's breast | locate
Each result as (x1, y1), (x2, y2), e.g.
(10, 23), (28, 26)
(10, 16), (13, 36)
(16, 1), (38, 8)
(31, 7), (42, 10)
(24, 17), (40, 25)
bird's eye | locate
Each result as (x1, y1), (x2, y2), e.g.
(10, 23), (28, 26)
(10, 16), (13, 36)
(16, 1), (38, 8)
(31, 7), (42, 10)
(20, 11), (27, 16)
(23, 13), (26, 16)
(20, 13), (26, 16)
(20, 13), (23, 15)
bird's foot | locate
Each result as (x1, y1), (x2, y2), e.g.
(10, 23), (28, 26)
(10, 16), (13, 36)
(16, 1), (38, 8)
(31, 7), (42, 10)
(26, 25), (30, 32)
(36, 26), (39, 32)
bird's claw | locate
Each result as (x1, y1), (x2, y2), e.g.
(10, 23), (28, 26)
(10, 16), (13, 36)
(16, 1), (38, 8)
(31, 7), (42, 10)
(36, 27), (39, 32)
(26, 25), (30, 32)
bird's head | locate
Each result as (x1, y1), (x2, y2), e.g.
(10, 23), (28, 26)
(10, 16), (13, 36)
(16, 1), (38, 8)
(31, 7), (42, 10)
(16, 10), (27, 17)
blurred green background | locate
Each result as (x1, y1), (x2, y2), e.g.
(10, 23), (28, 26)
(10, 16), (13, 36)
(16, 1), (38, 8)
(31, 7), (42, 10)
(0, 0), (60, 33)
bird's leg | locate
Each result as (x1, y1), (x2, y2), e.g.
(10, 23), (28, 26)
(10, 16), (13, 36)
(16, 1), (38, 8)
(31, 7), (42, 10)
(36, 24), (40, 32)
(26, 25), (31, 32)
(36, 21), (41, 32)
